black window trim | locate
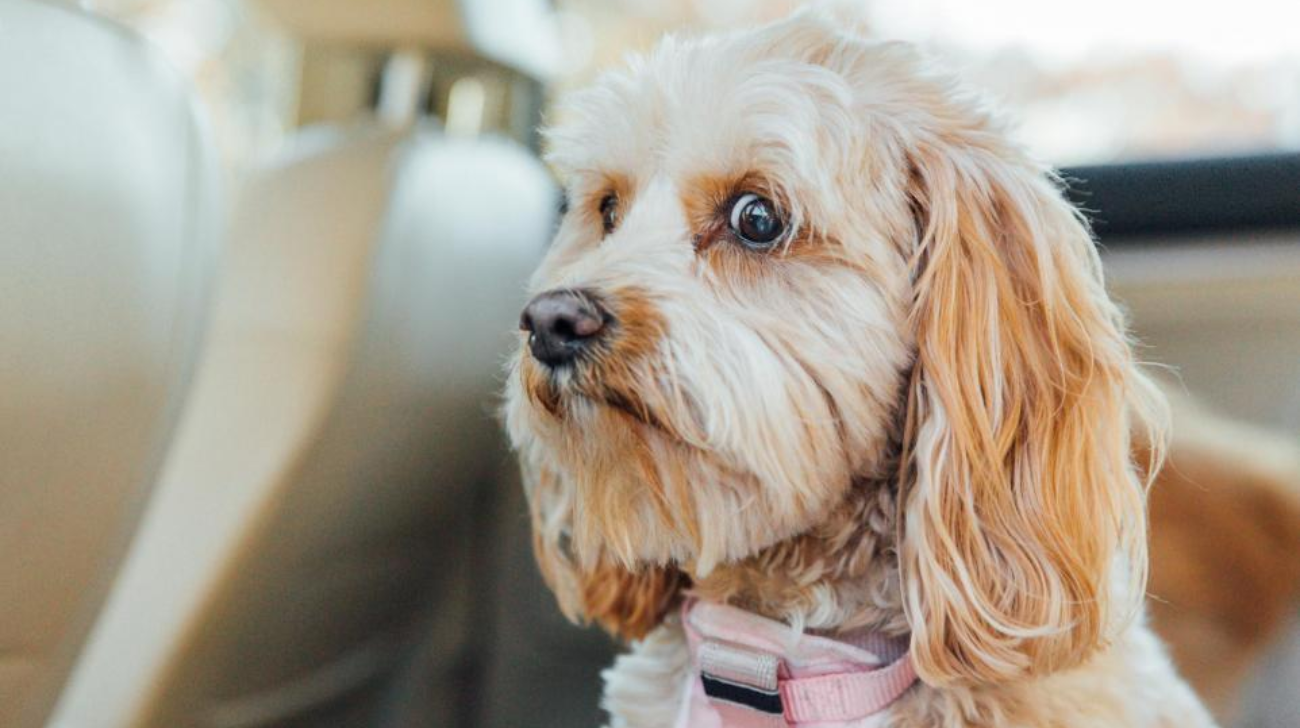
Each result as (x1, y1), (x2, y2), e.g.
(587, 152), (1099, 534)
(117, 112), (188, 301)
(1060, 152), (1300, 243)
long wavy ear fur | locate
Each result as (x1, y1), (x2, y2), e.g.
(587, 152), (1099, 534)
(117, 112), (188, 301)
(898, 118), (1167, 685)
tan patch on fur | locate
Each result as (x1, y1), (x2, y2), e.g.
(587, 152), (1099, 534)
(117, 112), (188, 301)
(582, 561), (692, 641)
(680, 171), (760, 235)
(1144, 410), (1300, 721)
(572, 287), (685, 440)
(520, 354), (562, 417)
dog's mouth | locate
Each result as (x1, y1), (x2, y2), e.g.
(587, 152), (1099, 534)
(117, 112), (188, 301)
(594, 387), (676, 434)
(520, 348), (689, 441)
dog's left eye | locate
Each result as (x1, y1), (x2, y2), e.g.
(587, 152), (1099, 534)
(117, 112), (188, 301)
(728, 193), (786, 249)
(599, 193), (620, 235)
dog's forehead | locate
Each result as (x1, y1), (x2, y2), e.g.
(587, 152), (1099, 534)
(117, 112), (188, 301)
(545, 31), (856, 187)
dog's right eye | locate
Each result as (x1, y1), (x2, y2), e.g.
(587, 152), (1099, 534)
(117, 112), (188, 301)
(728, 193), (786, 250)
(599, 193), (619, 235)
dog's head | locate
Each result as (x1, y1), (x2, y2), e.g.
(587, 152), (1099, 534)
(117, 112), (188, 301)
(504, 12), (1165, 685)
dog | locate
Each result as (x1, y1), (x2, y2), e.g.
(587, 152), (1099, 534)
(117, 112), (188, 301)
(504, 11), (1216, 727)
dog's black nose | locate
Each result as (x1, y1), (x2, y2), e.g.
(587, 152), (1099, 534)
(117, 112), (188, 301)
(520, 289), (606, 367)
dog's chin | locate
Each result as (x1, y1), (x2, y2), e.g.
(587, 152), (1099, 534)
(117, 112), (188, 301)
(514, 354), (852, 573)
(567, 428), (839, 574)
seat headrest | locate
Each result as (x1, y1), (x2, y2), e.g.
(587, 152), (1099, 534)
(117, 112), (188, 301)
(257, 0), (561, 79)
(0, 2), (217, 725)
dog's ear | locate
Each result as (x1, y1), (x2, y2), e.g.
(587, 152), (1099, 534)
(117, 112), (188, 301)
(898, 125), (1167, 685)
(527, 465), (688, 641)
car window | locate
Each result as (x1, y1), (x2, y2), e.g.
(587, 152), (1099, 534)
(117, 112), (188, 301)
(558, 0), (1300, 166)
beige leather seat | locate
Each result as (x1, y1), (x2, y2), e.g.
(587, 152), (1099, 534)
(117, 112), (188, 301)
(0, 2), (217, 726)
(52, 120), (553, 727)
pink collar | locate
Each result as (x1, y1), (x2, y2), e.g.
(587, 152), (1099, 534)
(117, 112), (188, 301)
(678, 599), (918, 727)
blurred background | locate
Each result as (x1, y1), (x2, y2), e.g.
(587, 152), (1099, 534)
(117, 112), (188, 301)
(86, 0), (1300, 166)
(1, 0), (1299, 727)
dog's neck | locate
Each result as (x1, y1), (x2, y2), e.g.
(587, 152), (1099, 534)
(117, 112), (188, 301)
(689, 478), (911, 637)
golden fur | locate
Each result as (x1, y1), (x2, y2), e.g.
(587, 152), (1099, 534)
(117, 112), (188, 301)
(1143, 396), (1300, 722)
(505, 10), (1215, 727)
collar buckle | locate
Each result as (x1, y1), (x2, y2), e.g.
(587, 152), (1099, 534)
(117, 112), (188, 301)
(699, 638), (785, 716)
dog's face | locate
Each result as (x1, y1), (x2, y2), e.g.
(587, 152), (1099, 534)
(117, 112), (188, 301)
(505, 13), (1164, 685)
(509, 20), (916, 574)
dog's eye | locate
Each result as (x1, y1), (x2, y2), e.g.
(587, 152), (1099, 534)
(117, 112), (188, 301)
(599, 193), (619, 235)
(728, 193), (785, 249)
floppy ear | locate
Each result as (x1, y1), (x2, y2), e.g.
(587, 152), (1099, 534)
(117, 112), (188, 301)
(527, 465), (689, 641)
(898, 127), (1167, 684)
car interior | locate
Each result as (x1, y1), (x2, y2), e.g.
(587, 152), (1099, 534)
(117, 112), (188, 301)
(1, 2), (217, 724)
(2, 1), (1299, 727)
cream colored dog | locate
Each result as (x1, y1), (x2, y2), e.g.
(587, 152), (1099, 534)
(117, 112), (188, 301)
(505, 10), (1215, 727)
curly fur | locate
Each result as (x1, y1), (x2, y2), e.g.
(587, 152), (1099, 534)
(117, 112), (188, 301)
(504, 9), (1216, 727)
